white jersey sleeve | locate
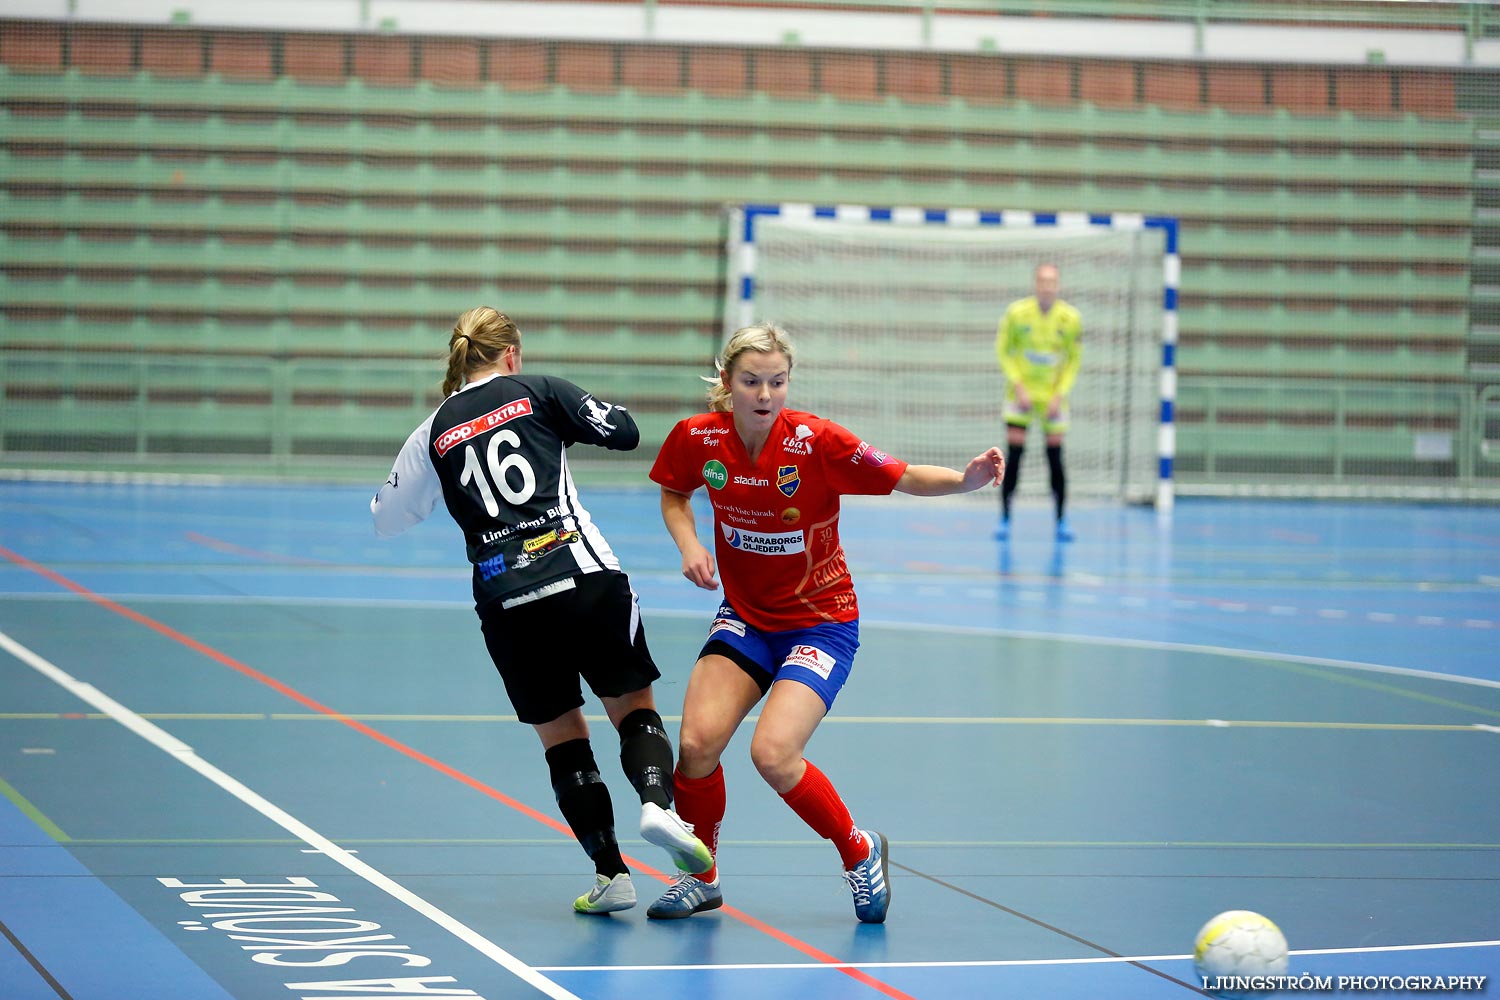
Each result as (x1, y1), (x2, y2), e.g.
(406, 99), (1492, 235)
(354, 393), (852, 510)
(371, 412), (442, 537)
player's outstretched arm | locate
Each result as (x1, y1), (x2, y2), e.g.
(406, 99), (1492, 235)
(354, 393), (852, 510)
(893, 447), (1005, 497)
(660, 487), (719, 591)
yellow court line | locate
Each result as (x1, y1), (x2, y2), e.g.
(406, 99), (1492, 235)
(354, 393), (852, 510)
(0, 774), (70, 842)
(1262, 659), (1500, 720)
(822, 717), (1487, 732)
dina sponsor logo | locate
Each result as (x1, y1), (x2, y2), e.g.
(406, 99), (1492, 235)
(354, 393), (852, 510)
(703, 460), (728, 490)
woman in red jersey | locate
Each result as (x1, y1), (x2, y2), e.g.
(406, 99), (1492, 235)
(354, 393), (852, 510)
(645, 322), (1004, 923)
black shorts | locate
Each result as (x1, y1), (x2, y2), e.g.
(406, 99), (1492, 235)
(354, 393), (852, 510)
(477, 571), (661, 726)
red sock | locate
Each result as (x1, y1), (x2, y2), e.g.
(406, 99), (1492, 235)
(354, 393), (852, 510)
(780, 759), (869, 869)
(673, 764), (725, 883)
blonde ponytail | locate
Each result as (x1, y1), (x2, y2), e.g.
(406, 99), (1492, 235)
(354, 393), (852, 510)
(442, 307), (519, 396)
(703, 322), (795, 412)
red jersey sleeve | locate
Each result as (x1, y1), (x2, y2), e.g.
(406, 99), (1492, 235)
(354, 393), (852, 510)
(818, 420), (908, 496)
(649, 418), (700, 494)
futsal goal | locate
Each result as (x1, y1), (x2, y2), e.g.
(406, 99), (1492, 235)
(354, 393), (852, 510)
(726, 204), (1178, 511)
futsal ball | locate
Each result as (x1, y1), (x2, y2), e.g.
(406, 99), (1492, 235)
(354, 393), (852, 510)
(1193, 910), (1288, 991)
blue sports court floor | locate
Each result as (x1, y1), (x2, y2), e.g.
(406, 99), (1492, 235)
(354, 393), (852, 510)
(0, 478), (1496, 999)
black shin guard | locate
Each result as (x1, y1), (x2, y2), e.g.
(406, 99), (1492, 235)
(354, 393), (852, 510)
(618, 707), (673, 809)
(545, 738), (625, 877)
(1046, 443), (1067, 521)
(1001, 442), (1025, 518)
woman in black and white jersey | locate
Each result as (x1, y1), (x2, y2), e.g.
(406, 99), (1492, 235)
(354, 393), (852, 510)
(371, 306), (712, 914)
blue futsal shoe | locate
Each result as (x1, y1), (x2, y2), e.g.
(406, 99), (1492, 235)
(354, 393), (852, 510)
(1055, 517), (1075, 542)
(646, 873), (723, 919)
(845, 831), (890, 924)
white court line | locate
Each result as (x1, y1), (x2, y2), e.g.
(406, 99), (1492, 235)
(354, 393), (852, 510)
(0, 628), (581, 1000)
(852, 616), (1500, 693)
(7, 591), (1500, 693)
(534, 939), (1500, 972)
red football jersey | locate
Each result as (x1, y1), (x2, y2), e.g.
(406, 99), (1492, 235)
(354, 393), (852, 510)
(650, 409), (908, 632)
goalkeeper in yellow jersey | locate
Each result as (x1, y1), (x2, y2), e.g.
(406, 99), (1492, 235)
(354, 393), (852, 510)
(995, 262), (1081, 542)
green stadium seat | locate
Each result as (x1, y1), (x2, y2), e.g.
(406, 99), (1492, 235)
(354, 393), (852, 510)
(0, 44), (1478, 485)
(1179, 340), (1466, 379)
(1179, 301), (1468, 343)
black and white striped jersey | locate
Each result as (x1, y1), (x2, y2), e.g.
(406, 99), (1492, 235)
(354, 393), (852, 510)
(371, 371), (639, 609)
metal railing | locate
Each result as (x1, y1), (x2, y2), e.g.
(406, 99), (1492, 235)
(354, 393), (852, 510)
(4, 350), (1497, 496)
(1176, 375), (1499, 499)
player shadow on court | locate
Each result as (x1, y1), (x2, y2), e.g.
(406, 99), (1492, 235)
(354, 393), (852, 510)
(997, 532), (1068, 581)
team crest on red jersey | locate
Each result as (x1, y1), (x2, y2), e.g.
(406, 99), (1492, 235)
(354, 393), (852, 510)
(776, 465), (800, 498)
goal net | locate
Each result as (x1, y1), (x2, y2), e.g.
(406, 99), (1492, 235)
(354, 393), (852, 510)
(729, 205), (1174, 508)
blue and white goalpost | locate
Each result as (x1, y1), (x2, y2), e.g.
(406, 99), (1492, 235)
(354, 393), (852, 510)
(727, 203), (1179, 512)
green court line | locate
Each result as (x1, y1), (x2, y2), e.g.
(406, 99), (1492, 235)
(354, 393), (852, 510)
(1261, 659), (1500, 720)
(59, 836), (1500, 850)
(823, 717), (1488, 731)
(0, 776), (70, 842)
(3, 711), (1492, 732)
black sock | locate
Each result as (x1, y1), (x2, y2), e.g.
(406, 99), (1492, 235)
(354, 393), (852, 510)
(1046, 443), (1067, 521)
(1001, 442), (1025, 519)
(545, 738), (626, 877)
(618, 707), (673, 810)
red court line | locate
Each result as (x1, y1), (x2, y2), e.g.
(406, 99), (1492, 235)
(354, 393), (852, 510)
(0, 543), (917, 1000)
(183, 531), (333, 566)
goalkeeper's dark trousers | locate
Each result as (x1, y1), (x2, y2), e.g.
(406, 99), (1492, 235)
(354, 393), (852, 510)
(1001, 442), (1067, 521)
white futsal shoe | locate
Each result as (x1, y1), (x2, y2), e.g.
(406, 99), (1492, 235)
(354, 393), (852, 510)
(574, 872), (636, 914)
(640, 802), (714, 874)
